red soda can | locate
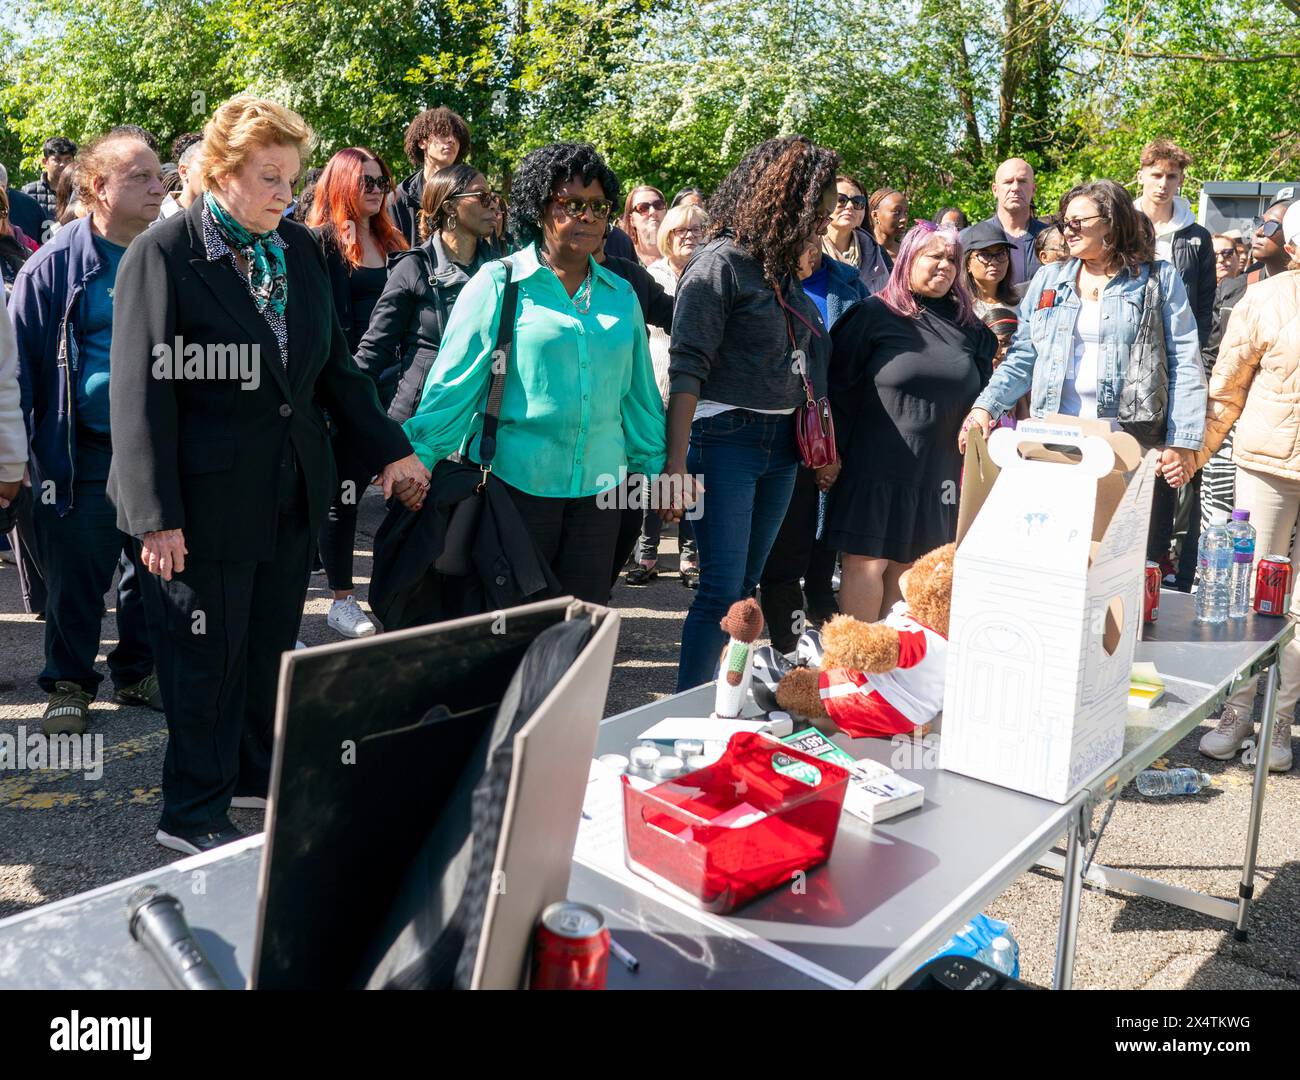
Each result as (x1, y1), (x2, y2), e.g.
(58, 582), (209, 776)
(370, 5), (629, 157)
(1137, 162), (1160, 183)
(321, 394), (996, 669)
(1143, 561), (1161, 623)
(1254, 555), (1292, 616)
(530, 901), (610, 990)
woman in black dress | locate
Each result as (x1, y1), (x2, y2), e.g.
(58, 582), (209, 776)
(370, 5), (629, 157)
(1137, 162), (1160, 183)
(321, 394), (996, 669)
(826, 219), (995, 621)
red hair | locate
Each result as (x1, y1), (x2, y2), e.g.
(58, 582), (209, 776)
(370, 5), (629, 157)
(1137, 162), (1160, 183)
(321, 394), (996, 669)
(306, 146), (407, 268)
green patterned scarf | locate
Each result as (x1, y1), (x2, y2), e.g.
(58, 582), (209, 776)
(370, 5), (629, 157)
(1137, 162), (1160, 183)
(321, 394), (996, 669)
(205, 192), (288, 316)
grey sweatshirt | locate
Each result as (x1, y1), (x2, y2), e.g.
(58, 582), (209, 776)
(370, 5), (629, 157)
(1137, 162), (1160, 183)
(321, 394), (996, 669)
(668, 237), (830, 407)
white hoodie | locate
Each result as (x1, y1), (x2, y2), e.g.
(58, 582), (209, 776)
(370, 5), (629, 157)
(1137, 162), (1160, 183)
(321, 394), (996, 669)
(1148, 196), (1195, 263)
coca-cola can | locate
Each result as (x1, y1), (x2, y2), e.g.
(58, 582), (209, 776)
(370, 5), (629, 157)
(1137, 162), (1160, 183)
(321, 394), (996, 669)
(1143, 561), (1161, 623)
(530, 901), (610, 990)
(1254, 555), (1292, 616)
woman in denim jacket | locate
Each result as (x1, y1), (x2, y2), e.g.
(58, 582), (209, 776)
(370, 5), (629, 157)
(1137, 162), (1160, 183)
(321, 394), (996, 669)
(960, 180), (1207, 558)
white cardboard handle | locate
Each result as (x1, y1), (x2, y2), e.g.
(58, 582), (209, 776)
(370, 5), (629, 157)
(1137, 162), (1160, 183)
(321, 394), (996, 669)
(987, 426), (1115, 480)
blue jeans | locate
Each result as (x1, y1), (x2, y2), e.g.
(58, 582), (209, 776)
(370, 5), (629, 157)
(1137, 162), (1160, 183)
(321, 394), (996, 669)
(676, 410), (799, 691)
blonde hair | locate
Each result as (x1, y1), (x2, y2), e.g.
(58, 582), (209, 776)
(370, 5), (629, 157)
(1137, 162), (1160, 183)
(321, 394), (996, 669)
(656, 203), (710, 259)
(199, 95), (315, 191)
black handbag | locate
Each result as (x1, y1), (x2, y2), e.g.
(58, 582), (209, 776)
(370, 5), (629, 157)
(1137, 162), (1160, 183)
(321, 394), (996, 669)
(432, 258), (519, 576)
(1117, 263), (1169, 449)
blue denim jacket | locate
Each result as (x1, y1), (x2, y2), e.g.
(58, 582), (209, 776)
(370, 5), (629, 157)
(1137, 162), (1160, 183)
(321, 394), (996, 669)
(973, 258), (1207, 450)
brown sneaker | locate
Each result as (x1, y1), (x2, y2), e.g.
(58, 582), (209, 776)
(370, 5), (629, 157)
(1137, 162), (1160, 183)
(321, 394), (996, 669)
(43, 681), (91, 735)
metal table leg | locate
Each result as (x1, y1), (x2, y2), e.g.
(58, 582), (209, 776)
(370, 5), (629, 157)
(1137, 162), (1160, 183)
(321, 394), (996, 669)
(1052, 800), (1090, 990)
(1235, 660), (1279, 941)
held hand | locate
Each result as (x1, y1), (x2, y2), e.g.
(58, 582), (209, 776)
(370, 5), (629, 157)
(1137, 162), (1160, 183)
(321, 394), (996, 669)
(958, 408), (993, 452)
(1159, 447), (1197, 489)
(141, 529), (188, 581)
(814, 462), (841, 491)
(380, 454), (431, 510)
(657, 468), (704, 523)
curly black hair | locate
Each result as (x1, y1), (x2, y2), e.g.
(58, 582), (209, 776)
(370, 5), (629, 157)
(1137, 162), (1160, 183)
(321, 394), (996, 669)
(403, 106), (471, 169)
(707, 135), (840, 289)
(507, 142), (621, 250)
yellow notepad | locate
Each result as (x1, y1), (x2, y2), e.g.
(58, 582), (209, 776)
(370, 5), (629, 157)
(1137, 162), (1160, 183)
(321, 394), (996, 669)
(1129, 662), (1165, 710)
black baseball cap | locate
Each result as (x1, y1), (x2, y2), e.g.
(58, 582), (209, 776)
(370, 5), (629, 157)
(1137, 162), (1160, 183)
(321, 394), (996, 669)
(959, 219), (1013, 253)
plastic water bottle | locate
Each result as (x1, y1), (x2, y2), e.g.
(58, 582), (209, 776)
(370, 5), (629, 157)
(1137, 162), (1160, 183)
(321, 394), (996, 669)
(981, 935), (1018, 977)
(1196, 510), (1232, 623)
(1135, 768), (1212, 796)
(1227, 509), (1256, 618)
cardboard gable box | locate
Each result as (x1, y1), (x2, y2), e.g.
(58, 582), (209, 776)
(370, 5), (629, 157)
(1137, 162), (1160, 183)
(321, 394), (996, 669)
(939, 418), (1158, 803)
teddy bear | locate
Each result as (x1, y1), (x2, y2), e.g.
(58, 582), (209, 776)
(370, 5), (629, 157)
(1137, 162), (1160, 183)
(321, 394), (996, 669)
(774, 542), (954, 739)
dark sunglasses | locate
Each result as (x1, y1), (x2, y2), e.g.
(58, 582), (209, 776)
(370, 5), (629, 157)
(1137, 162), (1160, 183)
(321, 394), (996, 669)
(632, 198), (665, 215)
(447, 190), (497, 209)
(550, 195), (614, 220)
(1251, 218), (1283, 239)
(836, 193), (867, 210)
(1214, 249), (1238, 260)
(359, 175), (392, 194)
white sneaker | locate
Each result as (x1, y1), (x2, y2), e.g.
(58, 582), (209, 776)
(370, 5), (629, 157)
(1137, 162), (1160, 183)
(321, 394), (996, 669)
(1199, 705), (1253, 759)
(327, 596), (376, 638)
(1268, 720), (1294, 773)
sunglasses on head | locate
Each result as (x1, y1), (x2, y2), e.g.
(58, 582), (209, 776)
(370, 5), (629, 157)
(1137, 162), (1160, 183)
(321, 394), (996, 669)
(359, 175), (392, 194)
(836, 193), (867, 210)
(550, 195), (614, 220)
(447, 190), (497, 209)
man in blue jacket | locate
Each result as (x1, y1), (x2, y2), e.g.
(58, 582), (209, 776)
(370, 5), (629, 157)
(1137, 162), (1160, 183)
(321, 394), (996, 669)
(10, 129), (165, 735)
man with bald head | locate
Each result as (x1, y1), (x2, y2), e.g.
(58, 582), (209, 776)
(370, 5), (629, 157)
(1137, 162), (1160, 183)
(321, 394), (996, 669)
(979, 157), (1047, 284)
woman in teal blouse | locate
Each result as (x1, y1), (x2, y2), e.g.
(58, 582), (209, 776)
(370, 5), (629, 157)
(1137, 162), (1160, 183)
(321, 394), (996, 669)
(404, 142), (667, 603)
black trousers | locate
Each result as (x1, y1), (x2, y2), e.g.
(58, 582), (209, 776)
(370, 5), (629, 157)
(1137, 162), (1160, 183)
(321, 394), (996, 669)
(759, 466), (839, 654)
(503, 483), (622, 605)
(6, 484), (46, 616)
(317, 430), (375, 593)
(139, 502), (312, 835)
(1147, 470), (1178, 566)
(32, 455), (152, 696)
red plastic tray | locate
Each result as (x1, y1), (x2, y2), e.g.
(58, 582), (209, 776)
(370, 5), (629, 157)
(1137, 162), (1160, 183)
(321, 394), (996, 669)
(622, 731), (850, 913)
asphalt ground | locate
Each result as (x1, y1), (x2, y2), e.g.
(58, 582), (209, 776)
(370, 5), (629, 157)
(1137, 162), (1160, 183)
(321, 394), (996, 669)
(1, 487), (1297, 989)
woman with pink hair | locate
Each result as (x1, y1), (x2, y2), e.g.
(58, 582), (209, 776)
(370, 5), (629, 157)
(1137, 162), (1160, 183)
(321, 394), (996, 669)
(824, 220), (997, 621)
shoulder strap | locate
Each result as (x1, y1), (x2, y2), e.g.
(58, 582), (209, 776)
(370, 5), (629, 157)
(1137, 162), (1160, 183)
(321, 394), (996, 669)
(477, 258), (518, 467)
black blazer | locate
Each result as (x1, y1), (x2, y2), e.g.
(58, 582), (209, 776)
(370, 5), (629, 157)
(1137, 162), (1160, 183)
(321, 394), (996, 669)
(107, 197), (412, 562)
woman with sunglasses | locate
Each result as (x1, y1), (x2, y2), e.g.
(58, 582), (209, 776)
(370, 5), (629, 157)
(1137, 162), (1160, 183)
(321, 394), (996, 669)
(357, 165), (498, 425)
(960, 218), (1024, 318)
(960, 180), (1207, 543)
(622, 185), (667, 267)
(822, 174), (892, 294)
(661, 135), (840, 690)
(623, 201), (711, 589)
(403, 142), (666, 604)
(307, 147), (409, 638)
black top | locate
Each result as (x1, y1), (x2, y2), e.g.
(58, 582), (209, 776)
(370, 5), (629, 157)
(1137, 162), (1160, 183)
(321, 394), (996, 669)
(824, 294), (996, 561)
(106, 196), (413, 562)
(349, 264), (388, 347)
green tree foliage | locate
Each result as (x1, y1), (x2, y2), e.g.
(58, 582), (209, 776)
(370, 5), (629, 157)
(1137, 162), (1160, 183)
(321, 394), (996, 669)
(2, 0), (1298, 219)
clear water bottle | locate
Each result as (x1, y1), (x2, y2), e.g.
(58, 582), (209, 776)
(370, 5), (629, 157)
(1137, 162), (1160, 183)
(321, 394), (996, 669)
(1227, 509), (1256, 618)
(1135, 767), (1212, 796)
(1196, 510), (1233, 623)
(981, 935), (1018, 977)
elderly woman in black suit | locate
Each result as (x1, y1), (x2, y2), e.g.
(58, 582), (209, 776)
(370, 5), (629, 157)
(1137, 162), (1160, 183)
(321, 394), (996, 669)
(108, 96), (428, 855)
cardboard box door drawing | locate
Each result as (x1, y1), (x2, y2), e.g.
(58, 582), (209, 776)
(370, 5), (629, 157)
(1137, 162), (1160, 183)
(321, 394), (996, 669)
(941, 419), (1157, 802)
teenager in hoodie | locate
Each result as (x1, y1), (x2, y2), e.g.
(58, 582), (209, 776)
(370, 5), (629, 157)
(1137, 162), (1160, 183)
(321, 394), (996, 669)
(391, 106), (472, 247)
(1137, 139), (1214, 346)
(1137, 138), (1216, 588)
